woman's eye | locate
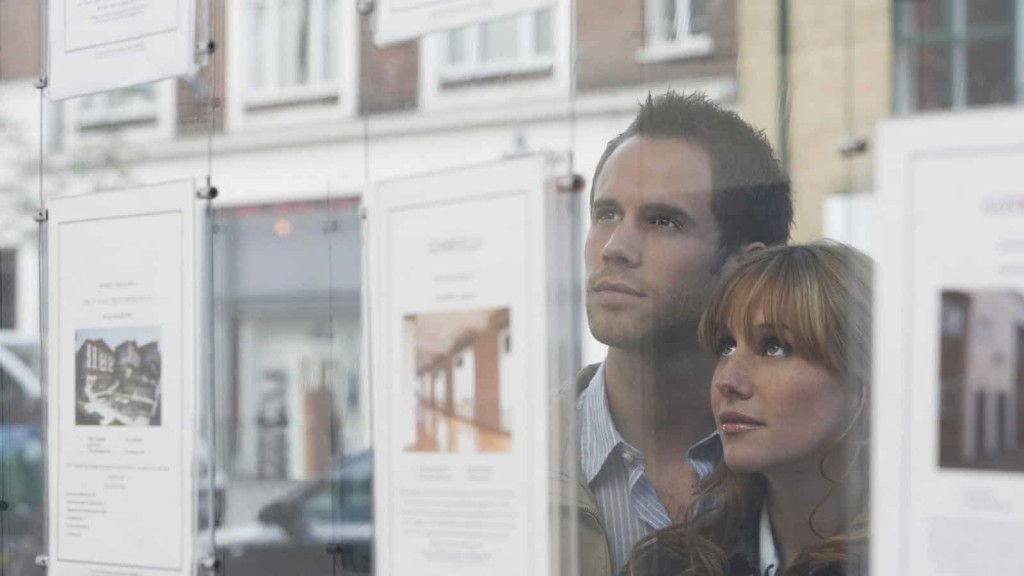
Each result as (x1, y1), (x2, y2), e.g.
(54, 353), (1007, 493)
(716, 337), (737, 357)
(762, 336), (790, 357)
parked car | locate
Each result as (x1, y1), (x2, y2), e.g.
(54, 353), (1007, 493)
(0, 333), (44, 575)
(215, 450), (373, 575)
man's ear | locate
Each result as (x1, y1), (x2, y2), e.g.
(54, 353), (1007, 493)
(720, 242), (766, 274)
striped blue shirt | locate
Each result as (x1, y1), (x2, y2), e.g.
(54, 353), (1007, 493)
(578, 363), (722, 574)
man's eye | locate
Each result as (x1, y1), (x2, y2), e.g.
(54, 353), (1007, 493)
(716, 337), (736, 357)
(594, 210), (620, 222)
(647, 216), (678, 228)
(762, 336), (790, 358)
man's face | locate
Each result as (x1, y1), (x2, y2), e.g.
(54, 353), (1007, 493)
(585, 135), (723, 350)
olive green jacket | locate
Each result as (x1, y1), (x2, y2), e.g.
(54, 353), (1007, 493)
(555, 363), (612, 576)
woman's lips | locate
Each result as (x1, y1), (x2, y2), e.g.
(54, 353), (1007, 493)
(717, 411), (764, 434)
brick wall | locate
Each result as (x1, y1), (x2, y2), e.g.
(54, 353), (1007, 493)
(0, 0), (40, 80)
(359, 14), (418, 116)
(576, 0), (737, 92)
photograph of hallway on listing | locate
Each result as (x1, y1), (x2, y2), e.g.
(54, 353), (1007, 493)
(402, 308), (514, 454)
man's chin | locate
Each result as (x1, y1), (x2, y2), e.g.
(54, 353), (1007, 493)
(588, 317), (700, 352)
(588, 321), (652, 350)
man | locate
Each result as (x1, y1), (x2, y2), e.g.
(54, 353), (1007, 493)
(558, 91), (792, 575)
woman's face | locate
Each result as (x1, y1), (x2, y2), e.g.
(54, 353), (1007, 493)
(710, 311), (851, 475)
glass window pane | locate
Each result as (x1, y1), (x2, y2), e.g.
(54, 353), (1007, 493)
(480, 17), (519, 64)
(966, 38), (1015, 106)
(914, 42), (953, 111)
(322, 0), (338, 82)
(661, 0), (678, 41)
(690, 0), (711, 35)
(448, 28), (471, 65)
(534, 10), (552, 55)
(967, 0), (1013, 26)
(902, 0), (949, 36)
(247, 0), (266, 90)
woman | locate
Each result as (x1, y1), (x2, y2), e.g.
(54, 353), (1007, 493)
(627, 241), (872, 576)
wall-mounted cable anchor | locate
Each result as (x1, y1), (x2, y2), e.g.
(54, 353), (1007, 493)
(838, 135), (869, 158)
(33, 209), (49, 223)
(196, 40), (217, 56)
(197, 186), (219, 200)
(556, 173), (585, 194)
(34, 77), (48, 90)
(356, 0), (375, 15)
(35, 555), (49, 568)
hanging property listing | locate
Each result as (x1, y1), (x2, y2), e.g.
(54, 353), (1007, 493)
(366, 155), (578, 576)
(874, 109), (1024, 576)
(47, 0), (197, 99)
(46, 181), (201, 576)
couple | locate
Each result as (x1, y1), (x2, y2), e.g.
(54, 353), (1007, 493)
(566, 92), (871, 576)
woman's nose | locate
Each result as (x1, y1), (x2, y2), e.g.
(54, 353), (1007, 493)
(713, 362), (753, 400)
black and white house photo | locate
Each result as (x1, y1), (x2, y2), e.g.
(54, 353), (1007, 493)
(75, 326), (162, 427)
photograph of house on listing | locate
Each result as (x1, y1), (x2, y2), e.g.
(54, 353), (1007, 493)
(75, 326), (162, 427)
(402, 308), (515, 454)
(938, 290), (1024, 472)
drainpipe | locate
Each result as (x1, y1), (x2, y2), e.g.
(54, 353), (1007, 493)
(777, 0), (790, 169)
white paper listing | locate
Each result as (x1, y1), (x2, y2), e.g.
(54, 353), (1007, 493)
(873, 109), (1024, 576)
(47, 0), (196, 100)
(367, 157), (563, 576)
(46, 181), (200, 576)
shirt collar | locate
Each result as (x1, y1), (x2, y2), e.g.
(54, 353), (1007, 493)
(687, 430), (724, 480)
(759, 502), (780, 576)
(577, 363), (627, 484)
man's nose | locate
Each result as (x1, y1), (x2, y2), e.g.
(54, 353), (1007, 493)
(713, 360), (754, 400)
(601, 220), (642, 267)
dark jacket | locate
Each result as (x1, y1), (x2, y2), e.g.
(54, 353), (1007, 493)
(555, 363), (612, 576)
(622, 517), (844, 576)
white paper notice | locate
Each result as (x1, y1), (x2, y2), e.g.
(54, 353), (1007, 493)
(367, 157), (564, 576)
(374, 0), (556, 45)
(47, 0), (195, 100)
(47, 181), (200, 576)
(874, 109), (1024, 575)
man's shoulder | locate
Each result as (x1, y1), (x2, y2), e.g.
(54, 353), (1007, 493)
(556, 362), (601, 409)
(576, 363), (601, 395)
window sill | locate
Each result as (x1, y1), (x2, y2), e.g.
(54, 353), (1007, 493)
(438, 60), (555, 90)
(243, 85), (341, 114)
(635, 36), (714, 64)
(77, 109), (159, 131)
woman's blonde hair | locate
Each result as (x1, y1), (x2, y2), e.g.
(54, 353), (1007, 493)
(633, 241), (873, 576)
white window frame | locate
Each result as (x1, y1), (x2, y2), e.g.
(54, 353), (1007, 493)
(438, 11), (554, 84)
(76, 86), (160, 129)
(226, 0), (356, 131)
(419, 2), (570, 112)
(637, 0), (714, 63)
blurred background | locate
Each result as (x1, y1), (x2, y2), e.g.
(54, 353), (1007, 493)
(0, 0), (1019, 573)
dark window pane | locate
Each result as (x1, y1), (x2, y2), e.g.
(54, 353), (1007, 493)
(968, 0), (1013, 26)
(908, 0), (950, 35)
(0, 249), (16, 330)
(914, 43), (953, 111)
(690, 0), (712, 35)
(967, 39), (1015, 106)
